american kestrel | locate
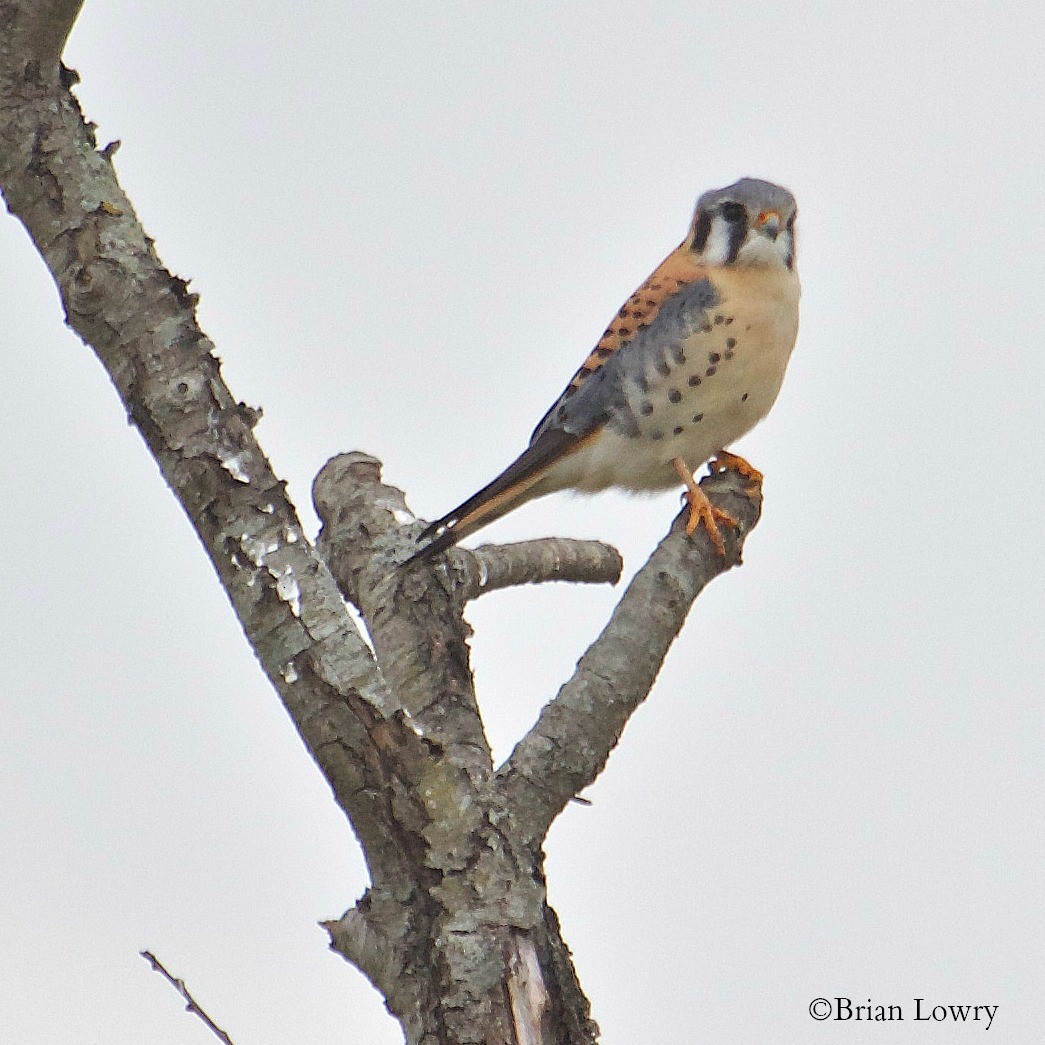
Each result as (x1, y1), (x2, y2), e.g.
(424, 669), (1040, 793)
(410, 177), (800, 560)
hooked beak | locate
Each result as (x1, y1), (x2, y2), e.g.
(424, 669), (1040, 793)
(755, 210), (782, 240)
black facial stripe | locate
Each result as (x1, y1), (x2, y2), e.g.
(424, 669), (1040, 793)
(690, 210), (711, 253)
(725, 212), (748, 263)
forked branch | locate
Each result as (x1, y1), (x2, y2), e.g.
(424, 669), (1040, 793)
(3, 10), (763, 1040)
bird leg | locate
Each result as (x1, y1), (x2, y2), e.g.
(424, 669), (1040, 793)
(672, 456), (737, 555)
(708, 449), (763, 489)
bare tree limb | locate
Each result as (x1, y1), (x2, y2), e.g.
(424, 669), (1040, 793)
(450, 538), (622, 601)
(314, 452), (492, 779)
(0, 18), (431, 883)
(140, 951), (236, 1045)
(314, 453), (600, 1043)
(1, 0), (84, 68)
(496, 467), (763, 844)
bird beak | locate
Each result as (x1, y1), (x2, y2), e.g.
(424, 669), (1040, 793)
(755, 210), (782, 240)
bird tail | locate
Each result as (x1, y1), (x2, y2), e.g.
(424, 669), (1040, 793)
(406, 428), (584, 563)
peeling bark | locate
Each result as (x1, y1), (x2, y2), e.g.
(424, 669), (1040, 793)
(311, 454), (758, 1043)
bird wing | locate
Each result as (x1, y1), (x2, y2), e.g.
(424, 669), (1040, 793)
(409, 249), (717, 560)
(530, 260), (718, 443)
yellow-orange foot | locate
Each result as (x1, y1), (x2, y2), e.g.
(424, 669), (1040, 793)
(673, 457), (737, 556)
(708, 450), (763, 490)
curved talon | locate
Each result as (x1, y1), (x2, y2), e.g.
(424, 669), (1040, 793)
(708, 450), (763, 488)
(673, 456), (737, 556)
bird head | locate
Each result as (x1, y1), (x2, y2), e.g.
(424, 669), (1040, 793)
(687, 178), (797, 270)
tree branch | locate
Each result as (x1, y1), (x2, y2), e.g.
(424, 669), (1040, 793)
(314, 452), (492, 780)
(0, 27), (435, 884)
(313, 453), (604, 1042)
(140, 951), (236, 1045)
(0, 0), (85, 69)
(495, 467), (763, 844)
(450, 538), (622, 601)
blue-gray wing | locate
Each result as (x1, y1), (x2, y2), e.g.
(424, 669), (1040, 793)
(407, 273), (719, 562)
(530, 275), (720, 443)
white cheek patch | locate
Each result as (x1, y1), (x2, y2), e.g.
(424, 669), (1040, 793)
(702, 216), (733, 266)
(737, 229), (793, 268)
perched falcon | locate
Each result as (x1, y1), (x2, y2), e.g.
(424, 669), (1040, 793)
(410, 177), (800, 560)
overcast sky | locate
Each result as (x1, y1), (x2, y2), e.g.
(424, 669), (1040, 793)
(2, 2), (1043, 1042)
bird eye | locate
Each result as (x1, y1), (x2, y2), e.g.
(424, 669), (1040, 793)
(721, 201), (746, 224)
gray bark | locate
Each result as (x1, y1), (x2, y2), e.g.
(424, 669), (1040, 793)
(1, 5), (763, 1041)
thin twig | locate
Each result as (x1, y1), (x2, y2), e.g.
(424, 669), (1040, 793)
(140, 951), (236, 1045)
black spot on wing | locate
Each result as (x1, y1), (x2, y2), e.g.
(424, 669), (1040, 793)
(530, 277), (720, 443)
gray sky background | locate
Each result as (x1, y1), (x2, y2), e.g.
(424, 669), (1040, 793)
(2, 2), (1043, 1042)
